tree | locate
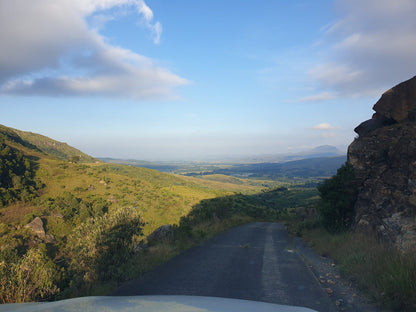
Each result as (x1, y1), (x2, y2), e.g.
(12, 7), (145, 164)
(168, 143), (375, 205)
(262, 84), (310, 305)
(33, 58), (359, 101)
(317, 163), (358, 233)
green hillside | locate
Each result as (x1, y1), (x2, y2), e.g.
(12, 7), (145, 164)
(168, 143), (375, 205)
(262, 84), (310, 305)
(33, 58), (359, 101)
(0, 124), (248, 234)
(0, 124), (96, 163)
(0, 124), (321, 303)
(0, 124), (276, 302)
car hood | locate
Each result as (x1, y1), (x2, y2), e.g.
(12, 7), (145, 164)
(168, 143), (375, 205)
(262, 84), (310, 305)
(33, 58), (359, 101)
(0, 295), (318, 312)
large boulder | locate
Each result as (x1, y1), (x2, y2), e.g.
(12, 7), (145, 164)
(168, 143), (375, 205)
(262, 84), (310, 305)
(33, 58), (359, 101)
(348, 76), (416, 251)
(25, 217), (46, 238)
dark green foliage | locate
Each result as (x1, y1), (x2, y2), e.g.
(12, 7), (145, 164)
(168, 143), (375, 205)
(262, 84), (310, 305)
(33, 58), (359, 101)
(0, 142), (38, 205)
(259, 186), (318, 210)
(44, 193), (109, 223)
(66, 207), (144, 290)
(178, 193), (276, 230)
(177, 186), (318, 237)
(317, 163), (358, 233)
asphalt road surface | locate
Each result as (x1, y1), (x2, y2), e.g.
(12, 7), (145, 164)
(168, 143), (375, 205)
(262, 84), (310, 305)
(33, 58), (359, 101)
(113, 222), (337, 312)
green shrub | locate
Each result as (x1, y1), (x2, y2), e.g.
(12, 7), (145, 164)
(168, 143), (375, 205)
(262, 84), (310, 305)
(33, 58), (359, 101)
(0, 247), (60, 303)
(66, 206), (144, 290)
(317, 163), (358, 233)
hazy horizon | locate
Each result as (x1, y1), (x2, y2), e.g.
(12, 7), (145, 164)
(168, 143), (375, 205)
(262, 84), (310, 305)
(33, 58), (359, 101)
(1, 0), (415, 159)
(95, 144), (348, 162)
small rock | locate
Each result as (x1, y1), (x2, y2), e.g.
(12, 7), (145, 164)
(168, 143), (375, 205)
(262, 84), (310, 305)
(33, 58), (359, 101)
(51, 213), (64, 219)
(147, 224), (175, 244)
(133, 241), (149, 253)
(45, 234), (57, 244)
(335, 299), (344, 306)
(108, 196), (118, 203)
(325, 288), (334, 294)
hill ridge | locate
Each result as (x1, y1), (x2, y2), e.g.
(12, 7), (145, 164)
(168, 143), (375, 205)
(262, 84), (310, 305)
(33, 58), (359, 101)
(0, 124), (96, 162)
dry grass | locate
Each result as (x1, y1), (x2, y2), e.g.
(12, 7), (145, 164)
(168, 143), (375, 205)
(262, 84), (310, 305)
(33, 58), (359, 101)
(304, 228), (416, 311)
(0, 203), (43, 224)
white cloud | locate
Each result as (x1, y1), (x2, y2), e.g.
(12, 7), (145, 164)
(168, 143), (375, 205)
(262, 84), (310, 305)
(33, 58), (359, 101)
(138, 1), (154, 21)
(296, 91), (337, 102)
(0, 0), (185, 99)
(137, 0), (162, 44)
(309, 0), (416, 98)
(152, 21), (163, 45)
(311, 123), (335, 130)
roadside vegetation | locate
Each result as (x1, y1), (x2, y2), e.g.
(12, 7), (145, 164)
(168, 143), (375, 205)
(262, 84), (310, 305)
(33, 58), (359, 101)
(7, 124), (414, 310)
(285, 163), (416, 311)
(0, 154), (317, 302)
(0, 124), (321, 303)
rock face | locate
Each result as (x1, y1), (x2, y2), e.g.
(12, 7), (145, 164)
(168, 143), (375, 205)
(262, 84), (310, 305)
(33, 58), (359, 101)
(348, 76), (416, 251)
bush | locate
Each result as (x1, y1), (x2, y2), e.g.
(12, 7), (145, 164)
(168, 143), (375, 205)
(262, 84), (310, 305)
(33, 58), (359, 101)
(66, 206), (144, 290)
(317, 163), (358, 233)
(0, 247), (60, 303)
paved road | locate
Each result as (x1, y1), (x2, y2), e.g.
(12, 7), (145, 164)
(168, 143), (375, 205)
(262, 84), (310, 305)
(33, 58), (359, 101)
(113, 222), (336, 312)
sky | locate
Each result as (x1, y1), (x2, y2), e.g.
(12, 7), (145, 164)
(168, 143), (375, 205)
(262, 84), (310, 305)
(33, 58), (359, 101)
(1, 0), (416, 160)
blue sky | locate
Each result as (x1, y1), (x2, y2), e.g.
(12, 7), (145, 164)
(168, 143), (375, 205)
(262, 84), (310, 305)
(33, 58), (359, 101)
(1, 0), (416, 160)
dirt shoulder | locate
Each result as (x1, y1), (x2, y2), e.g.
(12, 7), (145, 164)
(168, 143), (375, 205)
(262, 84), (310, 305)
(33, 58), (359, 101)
(292, 236), (384, 312)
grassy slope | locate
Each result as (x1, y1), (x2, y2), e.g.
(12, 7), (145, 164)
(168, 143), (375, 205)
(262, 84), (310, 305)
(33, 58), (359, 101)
(0, 124), (96, 162)
(0, 155), (253, 235)
(36, 160), (242, 234)
(0, 124), (325, 302)
(0, 124), (265, 235)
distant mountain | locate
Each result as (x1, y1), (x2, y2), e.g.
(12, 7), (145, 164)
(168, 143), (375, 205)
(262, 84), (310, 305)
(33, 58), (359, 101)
(0, 124), (96, 162)
(205, 155), (347, 180)
(198, 145), (346, 164)
(286, 145), (345, 160)
(302, 145), (344, 156)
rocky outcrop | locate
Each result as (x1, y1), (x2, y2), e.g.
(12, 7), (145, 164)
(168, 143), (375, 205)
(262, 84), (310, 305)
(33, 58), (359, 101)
(25, 217), (46, 238)
(348, 76), (416, 251)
